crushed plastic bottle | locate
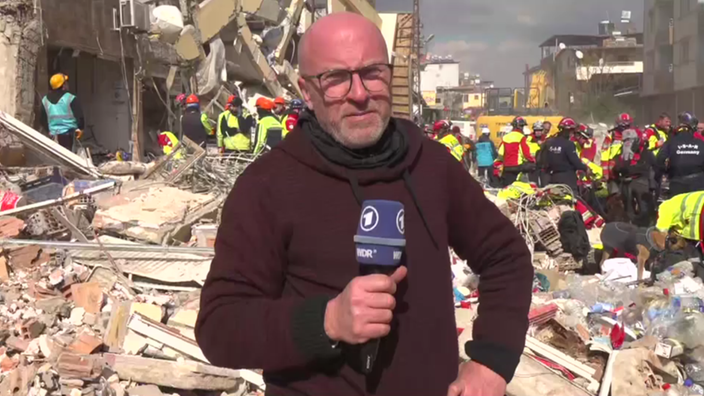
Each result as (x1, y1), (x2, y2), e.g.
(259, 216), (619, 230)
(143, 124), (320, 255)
(686, 365), (704, 384)
(685, 379), (704, 395)
(666, 313), (704, 349)
(673, 296), (704, 313)
(662, 383), (687, 396)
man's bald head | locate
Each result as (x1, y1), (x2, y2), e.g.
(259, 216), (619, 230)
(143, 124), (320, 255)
(299, 12), (388, 75)
(297, 12), (391, 149)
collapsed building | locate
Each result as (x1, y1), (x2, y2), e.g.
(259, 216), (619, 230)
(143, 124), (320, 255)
(0, 0), (417, 164)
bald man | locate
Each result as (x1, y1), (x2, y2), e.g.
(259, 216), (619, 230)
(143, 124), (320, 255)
(196, 12), (532, 396)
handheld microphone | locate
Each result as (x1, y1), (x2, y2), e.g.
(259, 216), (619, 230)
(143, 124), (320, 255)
(354, 200), (406, 374)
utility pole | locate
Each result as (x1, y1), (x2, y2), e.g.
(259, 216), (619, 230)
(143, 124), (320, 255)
(411, 0), (422, 121)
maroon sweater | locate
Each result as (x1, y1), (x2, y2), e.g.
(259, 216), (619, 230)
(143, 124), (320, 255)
(196, 119), (533, 395)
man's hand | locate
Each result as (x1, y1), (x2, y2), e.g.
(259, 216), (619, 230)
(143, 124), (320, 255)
(324, 266), (407, 344)
(75, 129), (83, 140)
(447, 361), (507, 396)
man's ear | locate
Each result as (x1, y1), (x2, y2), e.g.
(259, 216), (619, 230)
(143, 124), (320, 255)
(299, 77), (315, 111)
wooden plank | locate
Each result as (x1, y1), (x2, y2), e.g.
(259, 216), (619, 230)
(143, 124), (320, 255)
(395, 38), (413, 47)
(525, 336), (596, 379)
(127, 313), (208, 362)
(394, 68), (410, 78)
(104, 301), (131, 352)
(392, 87), (410, 95)
(392, 97), (411, 105)
(104, 353), (242, 390)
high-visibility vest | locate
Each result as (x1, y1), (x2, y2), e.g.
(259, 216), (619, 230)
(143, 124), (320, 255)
(498, 131), (533, 167)
(201, 113), (215, 136)
(600, 139), (623, 180)
(526, 136), (541, 158)
(576, 140), (603, 179)
(42, 93), (78, 136)
(217, 111), (251, 151)
(438, 134), (465, 162)
(253, 116), (284, 155)
(657, 191), (704, 241)
(159, 131), (183, 159)
(646, 124), (668, 155)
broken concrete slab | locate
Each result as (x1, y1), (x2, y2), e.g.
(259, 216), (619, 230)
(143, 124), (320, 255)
(8, 245), (50, 270)
(174, 25), (203, 61)
(193, 0), (238, 43)
(130, 303), (163, 323)
(91, 185), (215, 245)
(127, 313), (207, 362)
(56, 353), (103, 380)
(126, 385), (164, 396)
(104, 353), (243, 390)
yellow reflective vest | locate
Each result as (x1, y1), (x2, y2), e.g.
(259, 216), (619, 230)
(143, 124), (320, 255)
(217, 111), (251, 151)
(159, 131), (183, 159)
(438, 134), (465, 162)
(253, 116), (284, 155)
(646, 125), (668, 155)
(657, 191), (704, 241)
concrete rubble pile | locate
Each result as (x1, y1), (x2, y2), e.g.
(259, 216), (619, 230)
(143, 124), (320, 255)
(0, 116), (263, 396)
(452, 184), (704, 396)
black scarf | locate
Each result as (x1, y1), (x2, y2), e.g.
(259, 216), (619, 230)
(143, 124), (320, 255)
(299, 111), (408, 170)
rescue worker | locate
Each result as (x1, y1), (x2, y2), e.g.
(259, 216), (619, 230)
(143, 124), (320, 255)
(525, 121), (545, 184)
(542, 121), (553, 138)
(574, 124), (603, 179)
(157, 131), (183, 159)
(281, 99), (305, 137)
(656, 191), (704, 278)
(40, 73), (84, 152)
(539, 117), (587, 193)
(433, 120), (466, 165)
(613, 129), (656, 227)
(602, 113), (634, 182)
(495, 116), (535, 187)
(475, 127), (498, 185)
(181, 94), (214, 146)
(656, 112), (704, 197)
(644, 113), (672, 155)
(697, 121), (704, 141)
(217, 95), (251, 153)
(273, 97), (286, 118)
(252, 97), (285, 155)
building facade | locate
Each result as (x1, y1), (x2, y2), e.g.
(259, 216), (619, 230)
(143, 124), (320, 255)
(642, 0), (704, 120)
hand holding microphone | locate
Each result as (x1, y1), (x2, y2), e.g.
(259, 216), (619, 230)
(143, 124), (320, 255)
(324, 265), (406, 344)
(324, 200), (406, 373)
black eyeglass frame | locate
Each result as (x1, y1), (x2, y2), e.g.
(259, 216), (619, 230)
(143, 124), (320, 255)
(301, 63), (394, 99)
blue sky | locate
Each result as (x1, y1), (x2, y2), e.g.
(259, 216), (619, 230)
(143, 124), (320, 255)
(375, 0), (645, 86)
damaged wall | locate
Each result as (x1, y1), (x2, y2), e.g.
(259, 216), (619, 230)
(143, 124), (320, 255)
(0, 1), (42, 125)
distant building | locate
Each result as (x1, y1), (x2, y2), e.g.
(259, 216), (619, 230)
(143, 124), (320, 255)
(525, 30), (644, 120)
(642, 0), (704, 121)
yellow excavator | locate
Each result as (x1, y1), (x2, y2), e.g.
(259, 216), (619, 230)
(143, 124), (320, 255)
(476, 87), (564, 146)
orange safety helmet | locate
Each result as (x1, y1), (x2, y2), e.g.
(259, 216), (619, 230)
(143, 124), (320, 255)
(274, 97), (286, 105)
(186, 94), (199, 105)
(256, 97), (274, 111)
(227, 95), (237, 104)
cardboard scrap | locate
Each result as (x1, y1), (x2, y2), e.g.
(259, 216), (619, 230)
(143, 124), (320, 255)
(70, 283), (104, 314)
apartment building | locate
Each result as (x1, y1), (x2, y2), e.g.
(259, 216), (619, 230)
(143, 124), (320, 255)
(642, 0), (704, 120)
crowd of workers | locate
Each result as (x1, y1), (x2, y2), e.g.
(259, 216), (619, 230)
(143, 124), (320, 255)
(427, 111), (704, 273)
(158, 93), (307, 157)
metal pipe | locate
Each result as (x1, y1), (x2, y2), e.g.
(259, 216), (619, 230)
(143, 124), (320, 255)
(0, 181), (116, 217)
(0, 239), (215, 256)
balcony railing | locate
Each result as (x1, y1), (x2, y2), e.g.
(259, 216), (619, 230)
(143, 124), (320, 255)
(576, 61), (644, 81)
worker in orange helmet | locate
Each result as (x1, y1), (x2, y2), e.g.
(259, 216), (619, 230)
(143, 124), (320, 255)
(253, 97), (284, 155)
(273, 97), (287, 118)
(180, 94), (214, 146)
(41, 73), (85, 152)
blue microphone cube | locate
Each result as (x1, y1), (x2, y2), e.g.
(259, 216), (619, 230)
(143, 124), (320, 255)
(354, 200), (406, 267)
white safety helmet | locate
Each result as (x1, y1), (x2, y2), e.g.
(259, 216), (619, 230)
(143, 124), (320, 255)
(533, 121), (545, 131)
(481, 127), (490, 135)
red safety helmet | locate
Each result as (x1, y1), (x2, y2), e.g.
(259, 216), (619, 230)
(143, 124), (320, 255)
(511, 116), (527, 130)
(433, 120), (451, 132)
(577, 123), (594, 139)
(227, 95), (237, 104)
(558, 117), (577, 131)
(186, 94), (199, 105)
(616, 113), (633, 128)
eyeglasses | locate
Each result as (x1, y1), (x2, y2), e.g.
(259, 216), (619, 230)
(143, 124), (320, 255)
(303, 63), (393, 99)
